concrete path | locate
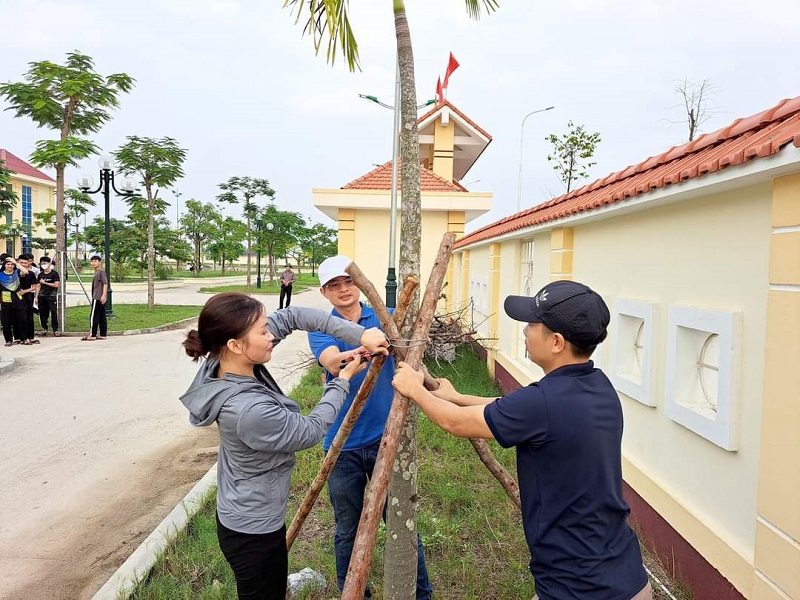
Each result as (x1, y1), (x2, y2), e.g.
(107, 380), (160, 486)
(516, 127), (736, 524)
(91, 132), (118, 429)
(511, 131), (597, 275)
(0, 283), (329, 599)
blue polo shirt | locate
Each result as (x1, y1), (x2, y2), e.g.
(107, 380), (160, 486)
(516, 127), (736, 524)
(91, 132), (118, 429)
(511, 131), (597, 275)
(484, 361), (647, 600)
(308, 303), (395, 452)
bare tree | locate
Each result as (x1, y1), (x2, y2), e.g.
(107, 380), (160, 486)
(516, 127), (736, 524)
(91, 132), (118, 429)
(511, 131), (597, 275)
(675, 78), (715, 142)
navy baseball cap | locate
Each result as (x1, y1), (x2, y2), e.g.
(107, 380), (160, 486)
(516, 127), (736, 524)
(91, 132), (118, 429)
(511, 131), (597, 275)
(504, 280), (610, 348)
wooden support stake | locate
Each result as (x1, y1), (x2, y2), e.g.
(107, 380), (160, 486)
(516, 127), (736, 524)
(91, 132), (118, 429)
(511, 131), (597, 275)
(286, 275), (419, 550)
(341, 233), (456, 600)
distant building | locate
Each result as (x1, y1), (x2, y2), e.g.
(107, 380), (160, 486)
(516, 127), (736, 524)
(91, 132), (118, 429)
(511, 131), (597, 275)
(451, 97), (800, 600)
(313, 100), (493, 298)
(0, 148), (56, 256)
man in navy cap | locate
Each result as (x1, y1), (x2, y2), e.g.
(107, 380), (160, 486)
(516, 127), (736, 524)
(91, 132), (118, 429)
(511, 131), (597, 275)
(393, 280), (651, 600)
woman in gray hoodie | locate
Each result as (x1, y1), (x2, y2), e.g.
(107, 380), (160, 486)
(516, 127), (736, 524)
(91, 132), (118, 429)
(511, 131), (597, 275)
(181, 292), (388, 599)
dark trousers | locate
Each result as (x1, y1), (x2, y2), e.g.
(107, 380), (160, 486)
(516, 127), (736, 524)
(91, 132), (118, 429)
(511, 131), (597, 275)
(22, 293), (35, 339)
(279, 284), (292, 309)
(39, 295), (59, 331)
(89, 299), (107, 337)
(216, 515), (288, 600)
(328, 439), (433, 599)
(1, 301), (27, 343)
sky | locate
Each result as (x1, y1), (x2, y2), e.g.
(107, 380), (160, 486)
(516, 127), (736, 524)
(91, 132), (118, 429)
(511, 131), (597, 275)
(1, 0), (798, 233)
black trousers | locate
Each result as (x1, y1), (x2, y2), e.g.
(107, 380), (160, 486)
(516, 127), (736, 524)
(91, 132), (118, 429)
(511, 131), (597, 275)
(89, 299), (107, 337)
(279, 284), (292, 309)
(39, 295), (59, 330)
(216, 515), (288, 600)
(1, 300), (26, 343)
(22, 293), (35, 339)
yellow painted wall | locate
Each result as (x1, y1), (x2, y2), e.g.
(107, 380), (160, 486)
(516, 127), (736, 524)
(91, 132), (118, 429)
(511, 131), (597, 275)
(432, 118), (455, 182)
(349, 209), (451, 303)
(570, 184), (771, 593)
(456, 180), (778, 597)
(2, 177), (56, 256)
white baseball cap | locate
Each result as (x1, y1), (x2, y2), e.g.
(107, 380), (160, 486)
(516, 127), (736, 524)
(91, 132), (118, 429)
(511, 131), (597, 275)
(318, 255), (353, 287)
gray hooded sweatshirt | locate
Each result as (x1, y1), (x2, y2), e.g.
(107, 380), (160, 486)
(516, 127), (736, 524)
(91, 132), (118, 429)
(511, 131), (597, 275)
(180, 306), (367, 534)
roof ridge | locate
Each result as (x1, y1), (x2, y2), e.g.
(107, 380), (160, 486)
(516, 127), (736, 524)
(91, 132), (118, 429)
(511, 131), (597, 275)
(456, 95), (800, 249)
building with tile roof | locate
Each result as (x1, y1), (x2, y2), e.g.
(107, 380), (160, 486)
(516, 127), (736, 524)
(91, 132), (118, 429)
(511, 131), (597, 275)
(312, 100), (493, 298)
(448, 96), (800, 600)
(1, 148), (56, 256)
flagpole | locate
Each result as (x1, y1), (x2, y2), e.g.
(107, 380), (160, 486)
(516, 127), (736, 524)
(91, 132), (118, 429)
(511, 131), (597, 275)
(516, 106), (555, 213)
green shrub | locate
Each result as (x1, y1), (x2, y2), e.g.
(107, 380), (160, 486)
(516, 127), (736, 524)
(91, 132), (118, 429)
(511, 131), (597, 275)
(111, 260), (130, 282)
(155, 261), (173, 280)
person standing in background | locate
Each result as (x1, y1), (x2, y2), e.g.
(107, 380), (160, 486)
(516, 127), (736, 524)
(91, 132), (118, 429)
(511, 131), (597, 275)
(279, 265), (295, 309)
(36, 256), (61, 336)
(17, 254), (39, 344)
(83, 254), (108, 341)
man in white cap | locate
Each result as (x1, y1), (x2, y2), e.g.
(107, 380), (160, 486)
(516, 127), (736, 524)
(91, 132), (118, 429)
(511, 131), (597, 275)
(393, 280), (651, 600)
(308, 255), (433, 599)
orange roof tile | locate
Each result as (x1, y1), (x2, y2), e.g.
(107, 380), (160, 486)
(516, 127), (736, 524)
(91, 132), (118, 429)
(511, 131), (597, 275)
(0, 148), (55, 182)
(342, 160), (468, 193)
(456, 96), (800, 249)
(417, 99), (493, 141)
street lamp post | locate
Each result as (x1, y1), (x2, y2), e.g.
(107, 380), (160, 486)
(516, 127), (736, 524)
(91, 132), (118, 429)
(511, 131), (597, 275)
(359, 74), (435, 309)
(256, 218), (263, 289)
(516, 106), (555, 213)
(78, 156), (136, 317)
(265, 222), (274, 285)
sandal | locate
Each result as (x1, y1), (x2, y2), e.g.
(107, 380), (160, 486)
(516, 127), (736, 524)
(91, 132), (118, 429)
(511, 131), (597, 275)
(31, 339), (40, 344)
(81, 336), (97, 341)
(4, 342), (11, 347)
(22, 340), (32, 345)
(53, 331), (62, 337)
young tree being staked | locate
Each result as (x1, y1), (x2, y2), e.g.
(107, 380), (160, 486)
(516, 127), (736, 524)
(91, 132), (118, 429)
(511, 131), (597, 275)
(285, 1), (499, 597)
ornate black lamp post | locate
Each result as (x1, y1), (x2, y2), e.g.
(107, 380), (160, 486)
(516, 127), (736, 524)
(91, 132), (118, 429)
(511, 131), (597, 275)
(78, 156), (136, 317)
(256, 218), (264, 289)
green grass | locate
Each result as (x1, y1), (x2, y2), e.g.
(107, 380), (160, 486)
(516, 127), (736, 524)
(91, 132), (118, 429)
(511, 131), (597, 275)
(199, 273), (319, 295)
(64, 304), (201, 332)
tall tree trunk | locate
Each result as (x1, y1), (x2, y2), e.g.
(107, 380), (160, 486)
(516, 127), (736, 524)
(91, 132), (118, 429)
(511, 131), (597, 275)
(384, 4), (422, 598)
(147, 187), (155, 308)
(55, 164), (66, 323)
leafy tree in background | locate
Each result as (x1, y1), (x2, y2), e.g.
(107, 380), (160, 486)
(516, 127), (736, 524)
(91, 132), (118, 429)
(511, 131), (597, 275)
(217, 176), (275, 287)
(285, 1), (500, 595)
(0, 51), (134, 273)
(257, 203), (305, 283)
(115, 136), (187, 307)
(298, 222), (337, 275)
(180, 199), (220, 277)
(546, 121), (602, 194)
(206, 216), (246, 275)
(0, 159), (18, 215)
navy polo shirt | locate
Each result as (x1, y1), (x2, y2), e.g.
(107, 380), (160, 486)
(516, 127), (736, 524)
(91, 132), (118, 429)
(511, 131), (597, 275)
(308, 303), (395, 452)
(484, 361), (647, 600)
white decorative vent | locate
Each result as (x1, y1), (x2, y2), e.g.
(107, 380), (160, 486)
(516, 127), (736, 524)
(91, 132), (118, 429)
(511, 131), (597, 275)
(664, 306), (741, 451)
(610, 299), (658, 406)
(470, 276), (489, 315)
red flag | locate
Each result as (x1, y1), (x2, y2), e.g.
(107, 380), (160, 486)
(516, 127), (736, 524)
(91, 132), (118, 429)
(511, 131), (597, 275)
(442, 52), (460, 90)
(435, 76), (443, 105)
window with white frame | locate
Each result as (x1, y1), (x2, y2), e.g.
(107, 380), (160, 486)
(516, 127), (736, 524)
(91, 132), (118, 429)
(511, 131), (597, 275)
(610, 299), (658, 406)
(517, 240), (535, 361)
(664, 306), (741, 451)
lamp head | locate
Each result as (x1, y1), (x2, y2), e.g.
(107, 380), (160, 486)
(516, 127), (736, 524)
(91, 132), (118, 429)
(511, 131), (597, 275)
(98, 155), (114, 171)
(77, 175), (94, 191)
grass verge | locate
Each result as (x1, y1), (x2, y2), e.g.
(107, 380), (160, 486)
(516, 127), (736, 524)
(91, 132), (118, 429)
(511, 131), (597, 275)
(199, 274), (319, 295)
(127, 346), (692, 600)
(64, 304), (201, 332)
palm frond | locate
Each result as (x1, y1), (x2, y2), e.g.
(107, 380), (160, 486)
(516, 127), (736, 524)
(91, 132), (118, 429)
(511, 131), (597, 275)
(284, 0), (360, 72)
(464, 0), (500, 19)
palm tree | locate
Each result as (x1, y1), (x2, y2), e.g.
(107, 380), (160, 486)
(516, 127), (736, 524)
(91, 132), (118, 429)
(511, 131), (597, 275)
(284, 2), (499, 597)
